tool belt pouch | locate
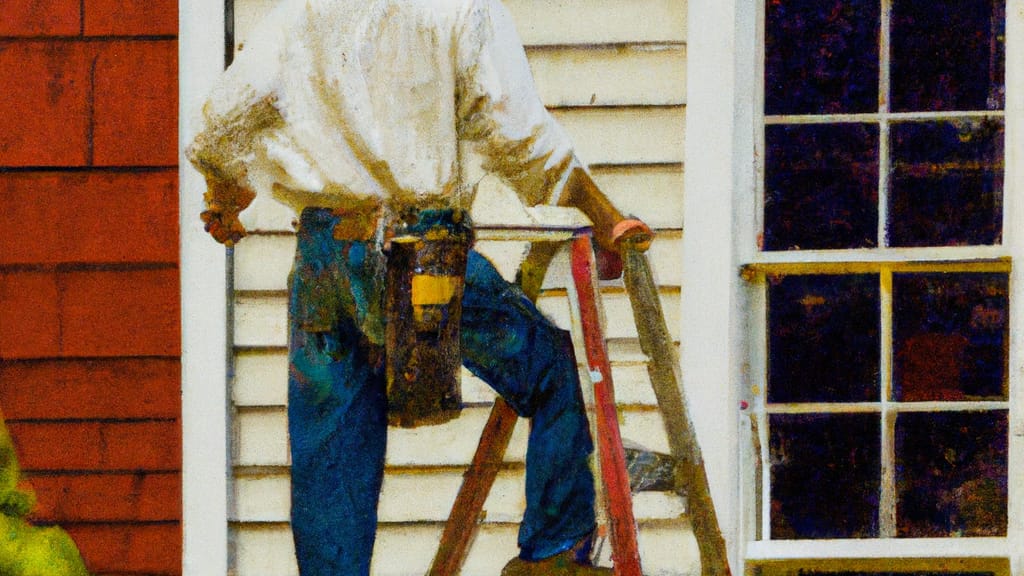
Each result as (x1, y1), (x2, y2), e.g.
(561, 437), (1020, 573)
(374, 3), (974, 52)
(385, 208), (473, 428)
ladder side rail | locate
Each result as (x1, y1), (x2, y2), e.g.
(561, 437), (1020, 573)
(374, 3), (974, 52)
(621, 246), (732, 576)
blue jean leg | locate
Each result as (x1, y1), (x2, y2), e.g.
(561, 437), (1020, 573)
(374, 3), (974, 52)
(461, 251), (597, 561)
(288, 210), (389, 576)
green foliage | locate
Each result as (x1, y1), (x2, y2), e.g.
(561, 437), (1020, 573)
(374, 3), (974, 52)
(0, 515), (90, 576)
(0, 414), (90, 576)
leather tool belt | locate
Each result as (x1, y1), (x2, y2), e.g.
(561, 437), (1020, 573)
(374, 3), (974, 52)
(384, 208), (473, 428)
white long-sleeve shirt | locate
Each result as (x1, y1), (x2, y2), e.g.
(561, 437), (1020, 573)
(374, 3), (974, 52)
(187, 0), (581, 214)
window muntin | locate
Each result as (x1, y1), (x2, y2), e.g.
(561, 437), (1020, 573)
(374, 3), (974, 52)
(753, 0), (1011, 557)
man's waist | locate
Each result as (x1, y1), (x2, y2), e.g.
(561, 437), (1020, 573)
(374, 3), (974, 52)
(299, 201), (473, 243)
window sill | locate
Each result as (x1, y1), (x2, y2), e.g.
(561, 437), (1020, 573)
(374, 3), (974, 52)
(746, 537), (1011, 561)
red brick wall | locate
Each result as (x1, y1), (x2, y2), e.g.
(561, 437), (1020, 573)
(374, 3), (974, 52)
(0, 1), (181, 574)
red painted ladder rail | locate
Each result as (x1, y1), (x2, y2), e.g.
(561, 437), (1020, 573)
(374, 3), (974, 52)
(428, 213), (642, 576)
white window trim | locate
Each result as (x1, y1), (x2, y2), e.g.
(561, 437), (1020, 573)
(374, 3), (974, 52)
(180, 1), (231, 574)
(684, 0), (1024, 573)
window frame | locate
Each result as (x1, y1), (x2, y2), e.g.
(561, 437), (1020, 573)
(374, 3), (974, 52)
(747, 0), (1022, 568)
(682, 0), (1024, 574)
(180, 1), (232, 573)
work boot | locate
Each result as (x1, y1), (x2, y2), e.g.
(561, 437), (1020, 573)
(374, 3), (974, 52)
(500, 550), (613, 576)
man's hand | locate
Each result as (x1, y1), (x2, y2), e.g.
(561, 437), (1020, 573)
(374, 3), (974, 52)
(559, 167), (653, 253)
(559, 167), (654, 279)
(200, 177), (256, 247)
(201, 208), (248, 246)
(611, 218), (654, 252)
(596, 219), (653, 280)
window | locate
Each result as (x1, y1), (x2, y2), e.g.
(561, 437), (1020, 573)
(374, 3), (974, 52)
(742, 0), (1015, 571)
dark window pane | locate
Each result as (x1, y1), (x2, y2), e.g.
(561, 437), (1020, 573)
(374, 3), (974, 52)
(893, 273), (1008, 401)
(896, 411), (1008, 537)
(889, 120), (1004, 247)
(891, 0), (1006, 112)
(770, 414), (880, 539)
(765, 0), (880, 115)
(768, 274), (880, 402)
(765, 124), (879, 251)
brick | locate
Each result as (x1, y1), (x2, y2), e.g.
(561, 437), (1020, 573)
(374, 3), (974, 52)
(28, 472), (180, 523)
(92, 40), (178, 166)
(84, 0), (177, 36)
(0, 358), (180, 420)
(8, 421), (180, 471)
(66, 523), (181, 575)
(0, 271), (61, 359)
(0, 41), (91, 166)
(60, 268), (180, 357)
(0, 0), (81, 37)
(0, 170), (178, 265)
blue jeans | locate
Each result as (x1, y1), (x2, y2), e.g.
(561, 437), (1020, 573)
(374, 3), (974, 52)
(287, 209), (597, 575)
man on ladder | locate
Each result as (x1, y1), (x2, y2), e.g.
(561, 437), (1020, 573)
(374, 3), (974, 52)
(187, 0), (653, 574)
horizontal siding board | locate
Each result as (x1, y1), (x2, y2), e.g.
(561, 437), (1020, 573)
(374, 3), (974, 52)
(552, 107), (686, 165)
(535, 289), (682, 340)
(235, 350), (660, 408)
(234, 0), (687, 52)
(234, 351), (290, 406)
(504, 0), (687, 46)
(234, 474), (291, 522)
(235, 409), (290, 467)
(233, 524), (299, 576)
(590, 164), (683, 230)
(234, 290), (680, 346)
(528, 46), (686, 107)
(242, 165), (684, 234)
(234, 470), (684, 524)
(235, 406), (667, 468)
(233, 521), (697, 576)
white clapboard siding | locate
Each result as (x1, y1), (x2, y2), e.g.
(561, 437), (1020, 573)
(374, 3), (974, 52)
(235, 349), (662, 408)
(527, 46), (686, 107)
(552, 107), (685, 165)
(229, 0), (688, 572)
(503, 0), (687, 46)
(234, 522), (700, 576)
(234, 470), (686, 524)
(235, 405), (670, 468)
(234, 0), (686, 52)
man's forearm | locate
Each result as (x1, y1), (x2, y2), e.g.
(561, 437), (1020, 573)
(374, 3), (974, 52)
(558, 167), (625, 252)
(558, 167), (652, 253)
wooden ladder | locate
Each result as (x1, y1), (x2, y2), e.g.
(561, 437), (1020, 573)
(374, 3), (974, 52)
(427, 210), (730, 576)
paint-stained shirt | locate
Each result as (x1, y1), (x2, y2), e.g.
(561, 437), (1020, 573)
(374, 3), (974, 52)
(187, 0), (581, 214)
